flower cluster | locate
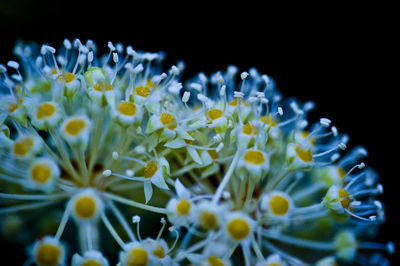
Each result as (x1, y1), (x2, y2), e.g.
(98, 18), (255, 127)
(0, 39), (394, 265)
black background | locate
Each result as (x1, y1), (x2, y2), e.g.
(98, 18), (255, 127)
(0, 1), (398, 264)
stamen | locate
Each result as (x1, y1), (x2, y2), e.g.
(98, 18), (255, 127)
(132, 215), (142, 241)
(167, 226), (179, 252)
(157, 217), (167, 240)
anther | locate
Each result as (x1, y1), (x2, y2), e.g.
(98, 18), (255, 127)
(240, 72), (249, 80)
(7, 61), (19, 69)
(107, 41), (116, 52)
(197, 94), (208, 102)
(112, 53), (119, 63)
(248, 97), (258, 103)
(233, 91), (244, 98)
(63, 39), (72, 50)
(133, 64), (144, 74)
(338, 143), (347, 150)
(190, 83), (202, 92)
(182, 91), (190, 103)
(320, 118), (331, 127)
(132, 215), (141, 223)
(277, 107), (283, 116)
(290, 102), (304, 115)
(331, 126), (338, 136)
(222, 191), (231, 199)
(256, 92), (265, 98)
(216, 143), (224, 153)
(261, 74), (270, 85)
(213, 134), (222, 143)
(135, 145), (146, 154)
(330, 153), (340, 162)
(126, 169), (134, 177)
(126, 46), (136, 57)
(88, 51), (94, 63)
(171, 66), (180, 75)
(103, 170), (112, 177)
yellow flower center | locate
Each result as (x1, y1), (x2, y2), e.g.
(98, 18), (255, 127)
(207, 149), (219, 160)
(160, 113), (177, 130)
(259, 115), (277, 127)
(31, 164), (52, 184)
(199, 211), (218, 230)
(152, 244), (166, 259)
(176, 199), (191, 216)
(294, 146), (313, 162)
(241, 123), (258, 135)
(82, 259), (102, 266)
(118, 101), (137, 116)
(13, 137), (33, 156)
(338, 167), (346, 179)
(135, 86), (151, 98)
(8, 103), (18, 113)
(207, 256), (225, 266)
(36, 102), (57, 119)
(207, 109), (223, 121)
(227, 218), (250, 241)
(300, 131), (316, 145)
(127, 248), (149, 266)
(229, 99), (249, 107)
(64, 72), (76, 83)
(145, 79), (155, 88)
(35, 243), (61, 266)
(8, 98), (23, 113)
(144, 161), (158, 179)
(338, 188), (350, 209)
(269, 194), (290, 216)
(65, 119), (87, 136)
(93, 83), (114, 92)
(184, 139), (195, 145)
(74, 196), (97, 219)
(243, 150), (265, 165)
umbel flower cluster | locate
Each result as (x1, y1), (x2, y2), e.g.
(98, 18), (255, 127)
(0, 39), (394, 266)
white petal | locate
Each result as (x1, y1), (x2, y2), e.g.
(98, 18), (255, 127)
(175, 179), (190, 198)
(187, 146), (203, 165)
(144, 182), (153, 203)
(151, 168), (169, 190)
(164, 138), (186, 149)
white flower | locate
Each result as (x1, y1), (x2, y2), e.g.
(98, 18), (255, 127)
(286, 143), (313, 169)
(30, 236), (66, 266)
(166, 179), (196, 226)
(238, 149), (269, 177)
(27, 157), (60, 191)
(111, 100), (143, 127)
(223, 211), (255, 243)
(69, 188), (104, 223)
(60, 115), (91, 146)
(11, 134), (41, 160)
(71, 250), (109, 266)
(260, 191), (293, 221)
(119, 242), (150, 266)
(31, 101), (62, 129)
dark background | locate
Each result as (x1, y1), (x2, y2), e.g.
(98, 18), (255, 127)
(0, 1), (397, 264)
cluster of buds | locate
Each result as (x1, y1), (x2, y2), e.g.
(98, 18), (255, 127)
(0, 39), (393, 265)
